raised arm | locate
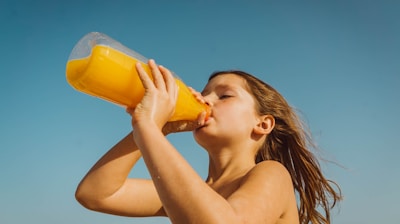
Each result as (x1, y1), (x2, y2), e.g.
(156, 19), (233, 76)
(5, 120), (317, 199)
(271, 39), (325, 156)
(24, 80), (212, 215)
(75, 60), (207, 218)
(75, 131), (165, 217)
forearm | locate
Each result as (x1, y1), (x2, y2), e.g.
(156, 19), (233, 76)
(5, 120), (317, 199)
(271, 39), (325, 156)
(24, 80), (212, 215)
(133, 124), (237, 223)
(76, 131), (141, 202)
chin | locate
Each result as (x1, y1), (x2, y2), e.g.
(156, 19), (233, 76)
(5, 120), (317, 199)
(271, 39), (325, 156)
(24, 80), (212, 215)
(193, 128), (227, 150)
(193, 127), (213, 145)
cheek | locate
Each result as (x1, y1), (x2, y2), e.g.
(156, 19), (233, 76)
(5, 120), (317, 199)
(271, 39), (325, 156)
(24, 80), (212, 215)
(228, 103), (256, 118)
(218, 106), (256, 130)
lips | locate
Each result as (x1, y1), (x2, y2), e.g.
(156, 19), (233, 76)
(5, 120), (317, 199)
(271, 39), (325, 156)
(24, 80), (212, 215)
(195, 117), (212, 131)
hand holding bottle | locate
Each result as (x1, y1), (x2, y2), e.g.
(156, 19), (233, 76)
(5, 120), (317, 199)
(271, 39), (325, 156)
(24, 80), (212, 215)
(126, 60), (207, 134)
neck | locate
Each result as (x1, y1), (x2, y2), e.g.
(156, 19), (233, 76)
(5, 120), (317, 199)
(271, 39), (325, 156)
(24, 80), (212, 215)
(206, 147), (256, 185)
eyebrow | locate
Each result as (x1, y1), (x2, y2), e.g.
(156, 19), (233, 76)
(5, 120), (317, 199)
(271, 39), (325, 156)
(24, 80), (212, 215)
(201, 84), (237, 95)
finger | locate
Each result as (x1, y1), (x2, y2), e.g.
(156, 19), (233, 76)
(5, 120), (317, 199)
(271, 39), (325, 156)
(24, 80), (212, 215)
(188, 86), (199, 95)
(126, 107), (135, 115)
(159, 65), (178, 101)
(197, 111), (207, 126)
(188, 87), (205, 104)
(135, 62), (154, 90)
(148, 59), (166, 91)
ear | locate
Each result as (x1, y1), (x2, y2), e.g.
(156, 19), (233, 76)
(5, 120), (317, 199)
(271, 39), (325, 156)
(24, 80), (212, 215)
(253, 114), (275, 135)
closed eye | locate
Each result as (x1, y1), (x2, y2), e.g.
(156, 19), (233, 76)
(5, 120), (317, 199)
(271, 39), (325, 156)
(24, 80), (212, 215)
(219, 95), (232, 99)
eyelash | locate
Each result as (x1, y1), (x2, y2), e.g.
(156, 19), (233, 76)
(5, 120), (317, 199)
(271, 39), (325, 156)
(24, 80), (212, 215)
(219, 95), (232, 99)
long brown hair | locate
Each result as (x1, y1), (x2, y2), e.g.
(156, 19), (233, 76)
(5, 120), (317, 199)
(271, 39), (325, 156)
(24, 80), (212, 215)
(209, 70), (342, 224)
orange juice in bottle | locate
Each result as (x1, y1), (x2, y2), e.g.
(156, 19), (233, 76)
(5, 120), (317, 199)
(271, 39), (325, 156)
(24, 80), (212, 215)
(66, 32), (209, 121)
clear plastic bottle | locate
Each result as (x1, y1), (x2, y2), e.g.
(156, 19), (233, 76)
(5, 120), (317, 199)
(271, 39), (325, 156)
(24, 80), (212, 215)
(66, 32), (209, 121)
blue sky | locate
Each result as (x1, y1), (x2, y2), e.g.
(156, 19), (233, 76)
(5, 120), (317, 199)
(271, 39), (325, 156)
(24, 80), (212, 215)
(1, 0), (399, 223)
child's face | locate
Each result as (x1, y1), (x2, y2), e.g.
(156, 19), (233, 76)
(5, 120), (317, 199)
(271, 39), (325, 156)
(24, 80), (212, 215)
(194, 74), (261, 147)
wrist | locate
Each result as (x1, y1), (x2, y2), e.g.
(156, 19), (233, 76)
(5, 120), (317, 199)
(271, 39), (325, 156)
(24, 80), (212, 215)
(132, 120), (162, 133)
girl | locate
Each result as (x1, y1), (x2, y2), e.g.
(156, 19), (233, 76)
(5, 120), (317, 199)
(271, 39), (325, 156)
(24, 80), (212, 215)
(75, 59), (341, 223)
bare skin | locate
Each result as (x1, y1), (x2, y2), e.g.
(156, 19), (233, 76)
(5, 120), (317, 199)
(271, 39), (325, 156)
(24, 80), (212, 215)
(75, 60), (299, 223)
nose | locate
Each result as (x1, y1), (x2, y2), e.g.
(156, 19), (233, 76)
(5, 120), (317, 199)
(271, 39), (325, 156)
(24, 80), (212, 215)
(202, 96), (214, 107)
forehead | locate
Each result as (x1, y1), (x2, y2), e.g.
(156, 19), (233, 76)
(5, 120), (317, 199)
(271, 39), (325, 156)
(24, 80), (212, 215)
(202, 74), (248, 92)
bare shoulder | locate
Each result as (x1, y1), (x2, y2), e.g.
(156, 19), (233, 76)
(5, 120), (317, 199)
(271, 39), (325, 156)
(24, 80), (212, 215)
(240, 160), (295, 199)
(247, 160), (292, 182)
(251, 160), (289, 172)
(227, 160), (298, 223)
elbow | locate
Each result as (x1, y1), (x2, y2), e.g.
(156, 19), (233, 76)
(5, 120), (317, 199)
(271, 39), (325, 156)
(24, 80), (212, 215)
(75, 184), (92, 209)
(75, 184), (102, 211)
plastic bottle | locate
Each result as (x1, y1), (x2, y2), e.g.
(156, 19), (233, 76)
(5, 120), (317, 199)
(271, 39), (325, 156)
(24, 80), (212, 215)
(66, 32), (209, 121)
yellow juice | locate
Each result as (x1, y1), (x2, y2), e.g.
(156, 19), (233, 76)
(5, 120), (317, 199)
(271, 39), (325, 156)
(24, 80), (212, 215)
(66, 45), (209, 121)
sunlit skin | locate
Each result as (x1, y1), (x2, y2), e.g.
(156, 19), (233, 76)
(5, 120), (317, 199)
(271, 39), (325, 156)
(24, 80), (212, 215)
(194, 74), (265, 151)
(75, 59), (299, 224)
